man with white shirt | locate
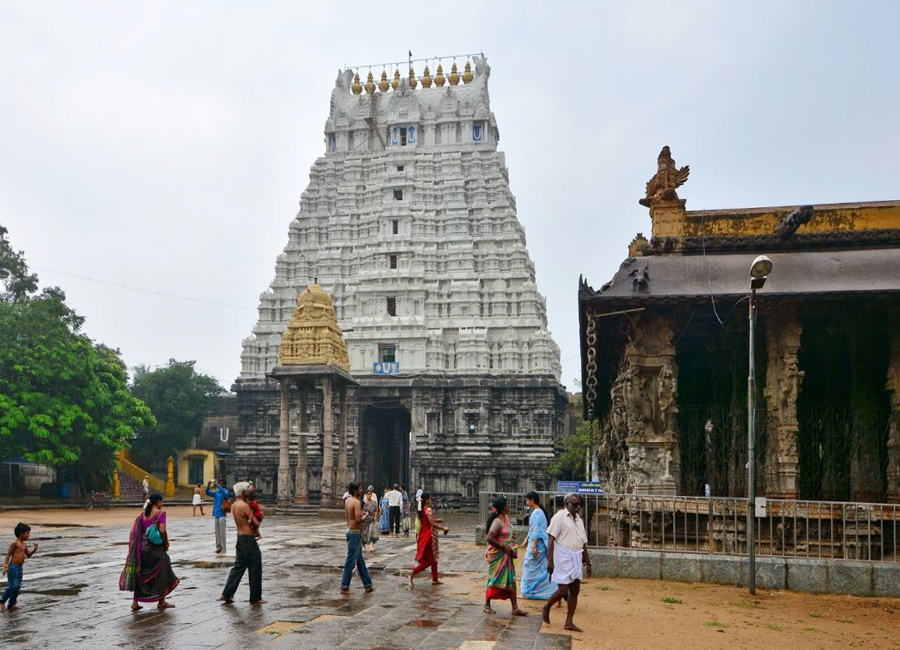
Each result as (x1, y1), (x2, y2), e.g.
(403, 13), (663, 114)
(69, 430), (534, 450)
(386, 484), (403, 537)
(542, 494), (592, 632)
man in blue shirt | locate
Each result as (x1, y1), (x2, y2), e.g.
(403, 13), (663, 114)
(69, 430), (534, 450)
(206, 479), (230, 553)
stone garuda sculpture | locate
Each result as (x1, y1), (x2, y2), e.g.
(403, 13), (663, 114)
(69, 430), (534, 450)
(639, 146), (690, 207)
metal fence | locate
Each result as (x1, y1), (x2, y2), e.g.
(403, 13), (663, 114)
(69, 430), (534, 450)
(479, 491), (900, 562)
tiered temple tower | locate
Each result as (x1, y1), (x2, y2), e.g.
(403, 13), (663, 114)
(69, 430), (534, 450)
(233, 55), (566, 502)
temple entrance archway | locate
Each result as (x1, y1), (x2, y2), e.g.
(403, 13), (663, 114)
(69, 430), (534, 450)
(359, 403), (411, 491)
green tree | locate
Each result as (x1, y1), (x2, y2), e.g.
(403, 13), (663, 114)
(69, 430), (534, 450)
(129, 360), (224, 465)
(0, 226), (154, 489)
(551, 418), (598, 480)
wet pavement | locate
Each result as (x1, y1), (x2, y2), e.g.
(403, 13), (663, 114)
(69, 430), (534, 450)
(0, 513), (571, 649)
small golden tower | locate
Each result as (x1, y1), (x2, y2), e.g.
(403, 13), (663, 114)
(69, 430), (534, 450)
(449, 62), (459, 85)
(408, 66), (417, 89)
(278, 284), (350, 371)
(364, 71), (376, 94)
(421, 65), (432, 88)
(351, 72), (362, 95)
(379, 70), (390, 93)
(391, 68), (401, 90)
(434, 63), (445, 87)
(462, 61), (473, 84)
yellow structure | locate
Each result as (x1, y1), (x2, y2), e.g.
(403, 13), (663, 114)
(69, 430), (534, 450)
(165, 456), (175, 496)
(117, 449), (166, 492)
(176, 449), (218, 488)
(643, 147), (900, 241)
(278, 284), (350, 370)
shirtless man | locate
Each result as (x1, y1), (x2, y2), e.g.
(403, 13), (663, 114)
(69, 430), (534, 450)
(219, 482), (265, 604)
(340, 482), (374, 595)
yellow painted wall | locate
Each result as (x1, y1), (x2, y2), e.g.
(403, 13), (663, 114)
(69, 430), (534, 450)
(682, 201), (900, 238)
(176, 449), (218, 488)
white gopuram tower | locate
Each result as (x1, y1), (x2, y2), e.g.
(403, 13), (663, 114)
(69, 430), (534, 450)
(233, 55), (566, 502)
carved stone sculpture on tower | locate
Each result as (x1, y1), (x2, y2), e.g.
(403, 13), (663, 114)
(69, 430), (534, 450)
(639, 146), (690, 208)
(278, 284), (350, 370)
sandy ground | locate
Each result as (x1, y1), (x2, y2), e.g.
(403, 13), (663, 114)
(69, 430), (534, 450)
(454, 566), (900, 649)
(0, 505), (203, 528)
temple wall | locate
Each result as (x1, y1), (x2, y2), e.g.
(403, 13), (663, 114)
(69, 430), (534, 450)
(230, 376), (566, 502)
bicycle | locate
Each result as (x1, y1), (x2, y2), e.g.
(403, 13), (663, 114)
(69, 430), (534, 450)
(84, 490), (112, 510)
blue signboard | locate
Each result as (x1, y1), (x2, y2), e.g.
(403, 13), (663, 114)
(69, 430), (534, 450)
(373, 361), (401, 375)
(557, 481), (604, 495)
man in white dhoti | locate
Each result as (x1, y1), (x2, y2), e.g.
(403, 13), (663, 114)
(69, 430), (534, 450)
(542, 494), (591, 632)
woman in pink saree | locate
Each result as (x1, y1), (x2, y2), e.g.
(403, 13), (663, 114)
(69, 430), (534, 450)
(119, 493), (180, 610)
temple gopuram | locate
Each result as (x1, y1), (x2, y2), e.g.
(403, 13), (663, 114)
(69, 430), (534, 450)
(579, 146), (900, 502)
(232, 55), (566, 505)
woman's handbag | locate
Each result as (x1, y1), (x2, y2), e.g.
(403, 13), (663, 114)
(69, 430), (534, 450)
(145, 517), (164, 545)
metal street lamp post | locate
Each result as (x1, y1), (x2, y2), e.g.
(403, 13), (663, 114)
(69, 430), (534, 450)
(747, 255), (772, 596)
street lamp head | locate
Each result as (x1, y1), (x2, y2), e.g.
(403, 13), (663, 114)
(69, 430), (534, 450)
(749, 255), (773, 280)
(749, 255), (772, 290)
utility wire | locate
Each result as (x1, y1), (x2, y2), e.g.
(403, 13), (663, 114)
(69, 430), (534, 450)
(34, 266), (255, 311)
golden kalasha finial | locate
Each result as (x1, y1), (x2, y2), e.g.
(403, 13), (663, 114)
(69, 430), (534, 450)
(364, 71), (376, 94)
(351, 72), (362, 95)
(408, 66), (417, 89)
(421, 65), (432, 88)
(462, 61), (473, 84)
(379, 70), (390, 93)
(434, 63), (445, 87)
(449, 62), (459, 85)
(391, 68), (401, 90)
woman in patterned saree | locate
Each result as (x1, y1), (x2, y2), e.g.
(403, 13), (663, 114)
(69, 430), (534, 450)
(362, 486), (380, 553)
(407, 493), (449, 587)
(520, 491), (557, 599)
(119, 493), (180, 610)
(484, 496), (528, 616)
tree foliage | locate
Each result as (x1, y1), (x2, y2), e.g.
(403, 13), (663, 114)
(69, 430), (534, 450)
(129, 360), (224, 465)
(0, 225), (154, 488)
(551, 418), (598, 480)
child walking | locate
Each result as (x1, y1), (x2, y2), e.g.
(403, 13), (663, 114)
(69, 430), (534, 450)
(2, 523), (38, 612)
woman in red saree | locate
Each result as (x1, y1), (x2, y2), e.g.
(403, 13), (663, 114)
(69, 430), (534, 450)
(408, 493), (449, 587)
(484, 496), (527, 616)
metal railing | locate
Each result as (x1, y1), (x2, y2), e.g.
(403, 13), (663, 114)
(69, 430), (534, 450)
(479, 491), (900, 562)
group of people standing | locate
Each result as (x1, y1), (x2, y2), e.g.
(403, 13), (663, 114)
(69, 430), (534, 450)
(119, 478), (267, 610)
(485, 492), (592, 632)
(343, 483), (449, 594)
(117, 477), (591, 632)
(360, 483), (418, 553)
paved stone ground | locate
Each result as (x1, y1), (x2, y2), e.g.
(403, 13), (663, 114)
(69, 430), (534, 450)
(0, 513), (571, 650)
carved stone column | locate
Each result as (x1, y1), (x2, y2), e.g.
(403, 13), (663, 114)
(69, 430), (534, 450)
(294, 388), (308, 504)
(763, 307), (803, 499)
(336, 385), (349, 505)
(622, 312), (680, 496)
(886, 310), (900, 503)
(320, 377), (334, 506)
(277, 379), (291, 505)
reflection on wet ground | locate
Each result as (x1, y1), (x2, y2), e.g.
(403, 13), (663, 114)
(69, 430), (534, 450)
(0, 513), (571, 649)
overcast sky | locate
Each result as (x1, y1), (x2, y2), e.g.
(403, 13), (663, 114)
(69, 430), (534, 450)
(2, 1), (898, 391)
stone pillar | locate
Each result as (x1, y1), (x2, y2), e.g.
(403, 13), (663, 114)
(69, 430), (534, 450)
(336, 385), (349, 504)
(886, 311), (900, 503)
(165, 456), (175, 496)
(277, 378), (291, 505)
(763, 307), (803, 499)
(622, 312), (680, 496)
(294, 388), (308, 504)
(320, 376), (334, 506)
(112, 469), (120, 498)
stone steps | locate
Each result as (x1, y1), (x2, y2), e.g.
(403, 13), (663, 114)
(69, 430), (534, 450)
(275, 504), (320, 517)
